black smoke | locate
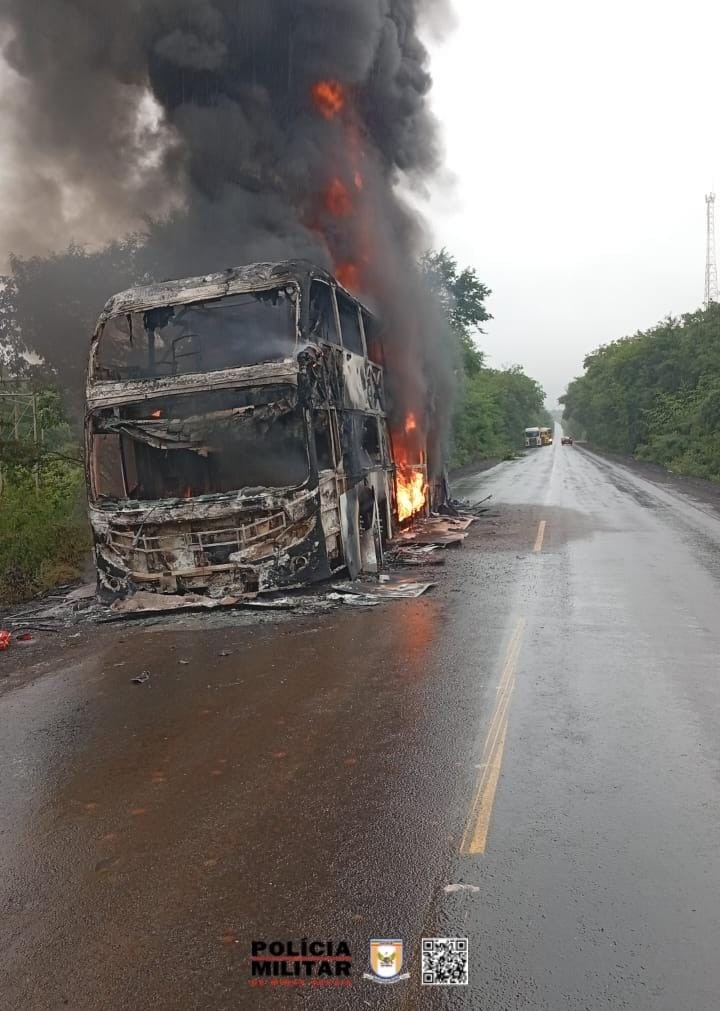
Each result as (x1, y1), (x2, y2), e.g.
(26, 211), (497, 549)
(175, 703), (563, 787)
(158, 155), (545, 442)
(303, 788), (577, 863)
(0, 0), (457, 456)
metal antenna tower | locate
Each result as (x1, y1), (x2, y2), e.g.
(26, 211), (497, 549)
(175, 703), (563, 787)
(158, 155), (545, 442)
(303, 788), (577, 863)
(705, 192), (718, 307)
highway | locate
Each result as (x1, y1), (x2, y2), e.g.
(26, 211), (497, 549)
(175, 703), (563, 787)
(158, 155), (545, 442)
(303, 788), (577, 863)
(2, 438), (720, 1009)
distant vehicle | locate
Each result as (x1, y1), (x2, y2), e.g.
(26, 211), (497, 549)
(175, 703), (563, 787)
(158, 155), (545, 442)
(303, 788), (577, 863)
(561, 435), (574, 446)
(540, 427), (553, 446)
(525, 426), (542, 448)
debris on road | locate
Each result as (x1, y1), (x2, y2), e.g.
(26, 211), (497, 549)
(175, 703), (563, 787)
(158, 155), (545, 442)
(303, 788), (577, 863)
(443, 883), (481, 894)
(332, 578), (437, 600)
(386, 543), (446, 567)
(392, 515), (476, 549)
(456, 494), (494, 516)
(131, 671), (151, 685)
(107, 590), (303, 619)
(0, 631), (11, 650)
(325, 593), (380, 608)
(112, 591), (231, 615)
(65, 584), (96, 602)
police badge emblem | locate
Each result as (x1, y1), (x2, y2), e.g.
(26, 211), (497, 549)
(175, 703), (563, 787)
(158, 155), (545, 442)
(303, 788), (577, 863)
(363, 939), (410, 984)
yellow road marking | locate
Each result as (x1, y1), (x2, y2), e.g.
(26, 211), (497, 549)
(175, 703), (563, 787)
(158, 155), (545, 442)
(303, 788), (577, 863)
(533, 520), (547, 553)
(464, 720), (509, 855)
(460, 618), (525, 856)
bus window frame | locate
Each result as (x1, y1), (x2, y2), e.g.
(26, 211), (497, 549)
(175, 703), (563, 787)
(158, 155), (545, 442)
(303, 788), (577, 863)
(308, 278), (342, 350)
(360, 309), (384, 367)
(312, 407), (342, 474)
(92, 283), (302, 383)
(335, 289), (367, 358)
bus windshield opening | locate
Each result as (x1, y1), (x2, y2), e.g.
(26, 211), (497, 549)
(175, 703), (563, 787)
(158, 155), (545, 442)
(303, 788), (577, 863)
(90, 386), (309, 502)
(95, 288), (297, 381)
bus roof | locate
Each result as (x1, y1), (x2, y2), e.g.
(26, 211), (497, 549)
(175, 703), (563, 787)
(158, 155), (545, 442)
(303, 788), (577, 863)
(96, 259), (372, 324)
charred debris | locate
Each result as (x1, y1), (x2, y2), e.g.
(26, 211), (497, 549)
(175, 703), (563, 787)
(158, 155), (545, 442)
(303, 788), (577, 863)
(81, 258), (484, 618)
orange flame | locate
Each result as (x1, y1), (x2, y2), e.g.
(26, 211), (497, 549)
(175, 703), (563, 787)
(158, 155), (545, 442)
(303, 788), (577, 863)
(325, 177), (353, 217)
(393, 412), (428, 522)
(396, 466), (427, 523)
(150, 409), (163, 419)
(336, 261), (361, 291)
(307, 79), (372, 293)
(311, 80), (345, 120)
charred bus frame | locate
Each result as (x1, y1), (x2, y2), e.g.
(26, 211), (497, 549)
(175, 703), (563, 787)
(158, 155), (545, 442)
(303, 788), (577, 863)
(85, 260), (417, 599)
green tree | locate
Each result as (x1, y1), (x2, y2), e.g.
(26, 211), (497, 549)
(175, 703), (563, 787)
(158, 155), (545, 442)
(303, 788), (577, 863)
(420, 248), (492, 376)
(560, 302), (720, 478)
(421, 249), (549, 466)
(0, 384), (88, 603)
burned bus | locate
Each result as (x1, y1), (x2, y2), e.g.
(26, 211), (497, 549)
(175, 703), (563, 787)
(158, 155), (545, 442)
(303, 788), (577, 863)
(85, 260), (412, 600)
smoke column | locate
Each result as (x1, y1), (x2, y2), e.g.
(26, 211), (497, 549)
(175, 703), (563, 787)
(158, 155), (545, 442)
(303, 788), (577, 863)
(0, 0), (456, 448)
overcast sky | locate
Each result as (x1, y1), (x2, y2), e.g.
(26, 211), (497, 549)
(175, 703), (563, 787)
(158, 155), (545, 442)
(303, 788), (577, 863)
(420, 0), (720, 405)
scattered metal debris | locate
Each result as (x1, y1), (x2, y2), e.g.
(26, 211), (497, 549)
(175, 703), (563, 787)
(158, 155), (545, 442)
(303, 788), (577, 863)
(65, 584), (96, 602)
(332, 578), (437, 600)
(443, 883), (481, 894)
(386, 543), (446, 567)
(111, 591), (231, 615)
(325, 593), (380, 607)
(451, 494), (493, 515)
(391, 515), (476, 548)
(131, 671), (151, 685)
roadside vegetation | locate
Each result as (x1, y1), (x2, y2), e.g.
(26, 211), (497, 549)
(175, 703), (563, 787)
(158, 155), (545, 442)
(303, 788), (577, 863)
(0, 386), (88, 603)
(421, 250), (551, 467)
(561, 303), (720, 479)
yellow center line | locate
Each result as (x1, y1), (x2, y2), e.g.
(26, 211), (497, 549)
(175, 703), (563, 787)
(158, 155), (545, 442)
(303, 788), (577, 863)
(464, 720), (509, 856)
(533, 520), (547, 553)
(467, 683), (517, 800)
(460, 618), (526, 856)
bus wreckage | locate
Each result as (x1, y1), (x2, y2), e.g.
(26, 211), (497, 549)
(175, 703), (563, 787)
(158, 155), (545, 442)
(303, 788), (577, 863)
(85, 260), (436, 601)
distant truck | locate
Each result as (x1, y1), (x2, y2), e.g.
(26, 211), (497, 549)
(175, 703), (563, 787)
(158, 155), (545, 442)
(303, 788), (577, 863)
(524, 426), (542, 448)
(540, 427), (553, 446)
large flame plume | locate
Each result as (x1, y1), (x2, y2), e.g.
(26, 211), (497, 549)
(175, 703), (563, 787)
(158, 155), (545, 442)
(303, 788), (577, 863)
(309, 82), (429, 523)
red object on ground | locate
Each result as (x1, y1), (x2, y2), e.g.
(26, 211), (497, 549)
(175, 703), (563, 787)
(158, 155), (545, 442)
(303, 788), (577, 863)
(0, 631), (11, 650)
(16, 632), (33, 642)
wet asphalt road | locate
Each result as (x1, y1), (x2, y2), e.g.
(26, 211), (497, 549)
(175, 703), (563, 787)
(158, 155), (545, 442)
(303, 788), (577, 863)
(3, 438), (720, 1009)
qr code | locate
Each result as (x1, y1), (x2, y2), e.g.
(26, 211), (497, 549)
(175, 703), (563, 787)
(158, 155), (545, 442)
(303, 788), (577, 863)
(421, 938), (469, 986)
